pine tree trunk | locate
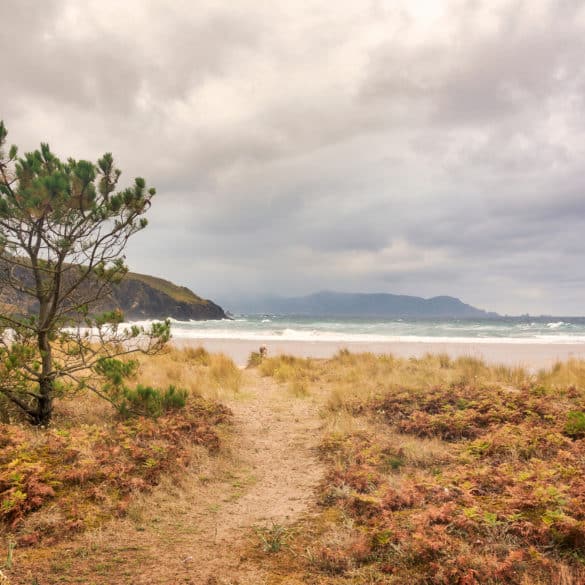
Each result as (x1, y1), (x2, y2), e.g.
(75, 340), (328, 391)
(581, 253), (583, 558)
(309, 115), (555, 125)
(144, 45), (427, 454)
(34, 329), (54, 426)
(33, 376), (54, 426)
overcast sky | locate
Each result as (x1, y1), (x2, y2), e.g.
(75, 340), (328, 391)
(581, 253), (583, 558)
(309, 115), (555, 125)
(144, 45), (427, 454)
(3, 0), (585, 315)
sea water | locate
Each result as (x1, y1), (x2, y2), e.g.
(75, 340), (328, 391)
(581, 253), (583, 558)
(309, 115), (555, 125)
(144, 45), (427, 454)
(126, 315), (585, 344)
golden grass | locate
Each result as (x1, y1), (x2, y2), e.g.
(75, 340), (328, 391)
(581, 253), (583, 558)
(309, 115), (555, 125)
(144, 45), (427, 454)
(1, 346), (242, 428)
(259, 355), (315, 398)
(45, 346), (242, 426)
(260, 350), (585, 415)
(132, 346), (242, 401)
(323, 410), (370, 436)
(536, 358), (585, 389)
(380, 429), (452, 468)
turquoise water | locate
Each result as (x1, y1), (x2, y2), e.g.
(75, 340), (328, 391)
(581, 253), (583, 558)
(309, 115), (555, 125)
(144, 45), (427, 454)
(129, 315), (585, 344)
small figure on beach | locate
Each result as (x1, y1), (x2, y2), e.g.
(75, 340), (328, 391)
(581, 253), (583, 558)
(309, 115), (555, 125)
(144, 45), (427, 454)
(259, 344), (268, 358)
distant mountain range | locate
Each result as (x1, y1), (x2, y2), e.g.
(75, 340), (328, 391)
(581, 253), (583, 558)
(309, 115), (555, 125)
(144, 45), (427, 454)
(230, 291), (498, 319)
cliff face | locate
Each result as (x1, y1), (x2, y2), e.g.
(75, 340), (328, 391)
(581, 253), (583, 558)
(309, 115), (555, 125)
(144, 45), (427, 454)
(0, 262), (227, 321)
(112, 273), (226, 321)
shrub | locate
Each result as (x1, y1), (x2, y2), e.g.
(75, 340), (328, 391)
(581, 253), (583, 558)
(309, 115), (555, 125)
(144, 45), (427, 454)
(118, 384), (188, 418)
(0, 396), (231, 543)
(564, 411), (585, 439)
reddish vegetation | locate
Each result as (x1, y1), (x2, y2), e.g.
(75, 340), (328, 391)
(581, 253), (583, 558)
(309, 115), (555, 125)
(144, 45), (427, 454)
(0, 400), (230, 546)
(314, 382), (585, 584)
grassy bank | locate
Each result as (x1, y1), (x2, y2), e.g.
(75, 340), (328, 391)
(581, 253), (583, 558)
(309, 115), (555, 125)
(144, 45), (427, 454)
(254, 352), (585, 585)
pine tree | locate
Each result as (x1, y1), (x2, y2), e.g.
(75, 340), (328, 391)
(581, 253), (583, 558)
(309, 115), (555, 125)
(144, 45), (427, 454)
(0, 121), (170, 425)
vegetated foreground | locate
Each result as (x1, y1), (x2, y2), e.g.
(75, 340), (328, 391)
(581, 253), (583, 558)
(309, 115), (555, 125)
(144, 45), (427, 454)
(256, 352), (585, 585)
(2, 349), (585, 584)
(0, 347), (324, 584)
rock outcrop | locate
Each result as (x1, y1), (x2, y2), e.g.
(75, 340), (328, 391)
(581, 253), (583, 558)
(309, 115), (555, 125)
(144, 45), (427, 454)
(0, 262), (227, 322)
(112, 272), (226, 321)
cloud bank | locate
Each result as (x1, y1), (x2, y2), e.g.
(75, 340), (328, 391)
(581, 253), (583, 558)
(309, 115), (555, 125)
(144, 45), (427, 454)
(3, 0), (585, 314)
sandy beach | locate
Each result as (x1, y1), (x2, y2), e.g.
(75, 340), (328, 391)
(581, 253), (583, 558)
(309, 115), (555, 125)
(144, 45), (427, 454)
(173, 337), (585, 370)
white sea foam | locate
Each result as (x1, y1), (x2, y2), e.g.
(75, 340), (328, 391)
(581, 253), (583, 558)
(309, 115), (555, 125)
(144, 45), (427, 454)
(117, 316), (585, 345)
(160, 327), (585, 345)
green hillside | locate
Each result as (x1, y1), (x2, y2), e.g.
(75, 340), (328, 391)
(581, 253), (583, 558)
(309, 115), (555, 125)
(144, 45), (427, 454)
(125, 272), (208, 305)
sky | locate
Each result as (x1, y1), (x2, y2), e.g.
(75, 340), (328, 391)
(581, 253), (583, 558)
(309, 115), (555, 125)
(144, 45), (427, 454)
(2, 0), (585, 315)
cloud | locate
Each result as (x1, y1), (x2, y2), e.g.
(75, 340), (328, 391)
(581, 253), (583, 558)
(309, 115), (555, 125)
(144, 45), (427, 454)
(2, 0), (585, 314)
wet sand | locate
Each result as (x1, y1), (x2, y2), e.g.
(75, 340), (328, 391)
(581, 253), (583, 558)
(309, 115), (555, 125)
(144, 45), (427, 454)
(173, 338), (585, 370)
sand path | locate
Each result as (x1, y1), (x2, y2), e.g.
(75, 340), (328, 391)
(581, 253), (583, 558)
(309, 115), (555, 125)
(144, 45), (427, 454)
(171, 371), (324, 583)
(13, 371), (324, 584)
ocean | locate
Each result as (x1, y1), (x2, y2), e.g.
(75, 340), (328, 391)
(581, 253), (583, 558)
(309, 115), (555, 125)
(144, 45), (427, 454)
(139, 315), (585, 345)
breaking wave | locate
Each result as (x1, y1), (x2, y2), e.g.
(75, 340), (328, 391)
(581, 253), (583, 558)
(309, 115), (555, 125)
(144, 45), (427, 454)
(120, 316), (585, 345)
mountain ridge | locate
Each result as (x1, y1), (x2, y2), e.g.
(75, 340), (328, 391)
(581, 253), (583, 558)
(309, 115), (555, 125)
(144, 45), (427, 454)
(229, 290), (497, 318)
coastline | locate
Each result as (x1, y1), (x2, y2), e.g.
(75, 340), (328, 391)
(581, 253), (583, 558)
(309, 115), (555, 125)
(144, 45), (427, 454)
(172, 337), (585, 370)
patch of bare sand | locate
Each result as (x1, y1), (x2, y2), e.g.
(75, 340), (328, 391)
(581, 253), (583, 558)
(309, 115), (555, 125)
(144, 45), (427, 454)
(11, 370), (324, 585)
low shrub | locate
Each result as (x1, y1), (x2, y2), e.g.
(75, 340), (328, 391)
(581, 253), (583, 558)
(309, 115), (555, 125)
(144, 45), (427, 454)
(117, 384), (188, 418)
(564, 411), (585, 439)
(303, 356), (585, 584)
(0, 398), (231, 544)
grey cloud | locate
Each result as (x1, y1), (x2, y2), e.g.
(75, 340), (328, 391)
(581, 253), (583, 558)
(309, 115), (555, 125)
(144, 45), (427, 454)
(3, 0), (585, 314)
(362, 1), (585, 126)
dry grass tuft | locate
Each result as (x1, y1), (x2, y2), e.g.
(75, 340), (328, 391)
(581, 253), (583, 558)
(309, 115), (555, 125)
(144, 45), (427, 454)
(131, 346), (242, 400)
(537, 358), (585, 390)
(258, 355), (315, 398)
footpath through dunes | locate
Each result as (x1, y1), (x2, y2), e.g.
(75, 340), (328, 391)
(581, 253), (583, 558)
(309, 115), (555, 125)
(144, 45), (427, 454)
(10, 369), (325, 585)
(178, 371), (325, 583)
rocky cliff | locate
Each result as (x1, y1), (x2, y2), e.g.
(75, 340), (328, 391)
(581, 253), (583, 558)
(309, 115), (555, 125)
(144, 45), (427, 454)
(113, 272), (226, 321)
(0, 262), (227, 321)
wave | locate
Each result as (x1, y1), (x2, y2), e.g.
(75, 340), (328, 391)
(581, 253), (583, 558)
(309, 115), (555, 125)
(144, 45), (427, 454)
(116, 316), (585, 345)
(162, 326), (585, 345)
(546, 321), (570, 329)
